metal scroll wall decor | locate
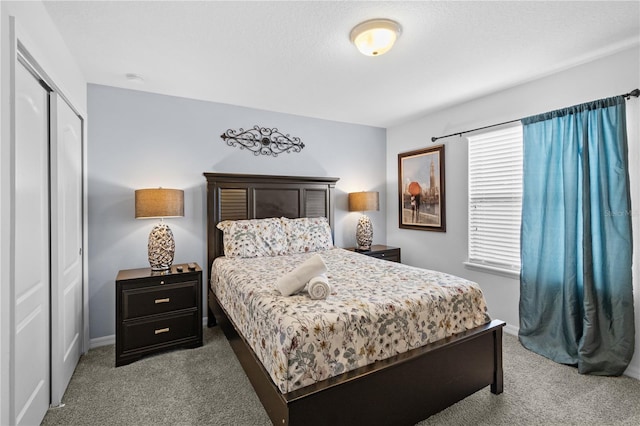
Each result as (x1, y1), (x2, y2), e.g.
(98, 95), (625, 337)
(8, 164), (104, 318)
(220, 125), (305, 157)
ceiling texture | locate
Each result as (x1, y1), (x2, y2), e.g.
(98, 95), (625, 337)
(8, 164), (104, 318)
(43, 1), (640, 128)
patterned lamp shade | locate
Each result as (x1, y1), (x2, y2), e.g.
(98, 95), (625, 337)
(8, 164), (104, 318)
(348, 191), (379, 251)
(135, 188), (184, 270)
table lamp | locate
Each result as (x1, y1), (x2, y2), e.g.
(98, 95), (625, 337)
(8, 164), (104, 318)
(135, 188), (184, 270)
(348, 191), (379, 251)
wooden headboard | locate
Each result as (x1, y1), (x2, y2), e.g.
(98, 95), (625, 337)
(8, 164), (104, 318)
(203, 173), (339, 280)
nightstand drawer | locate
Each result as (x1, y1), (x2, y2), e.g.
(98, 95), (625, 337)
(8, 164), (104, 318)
(368, 251), (400, 262)
(122, 311), (198, 352)
(123, 281), (197, 320)
(345, 245), (401, 263)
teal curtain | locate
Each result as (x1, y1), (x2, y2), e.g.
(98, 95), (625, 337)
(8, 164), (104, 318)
(519, 96), (634, 375)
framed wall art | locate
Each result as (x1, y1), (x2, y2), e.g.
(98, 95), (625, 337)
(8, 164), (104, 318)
(398, 145), (446, 232)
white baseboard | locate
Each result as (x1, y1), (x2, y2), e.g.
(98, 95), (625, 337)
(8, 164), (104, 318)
(624, 364), (639, 380)
(89, 334), (114, 349)
(503, 322), (519, 336)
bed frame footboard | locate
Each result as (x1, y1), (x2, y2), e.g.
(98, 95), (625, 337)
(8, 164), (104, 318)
(209, 288), (505, 426)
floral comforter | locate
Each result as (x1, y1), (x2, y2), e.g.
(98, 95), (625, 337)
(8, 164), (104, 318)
(211, 248), (490, 394)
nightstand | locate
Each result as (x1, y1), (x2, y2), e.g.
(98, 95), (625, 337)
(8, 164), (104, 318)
(345, 244), (401, 263)
(115, 263), (203, 367)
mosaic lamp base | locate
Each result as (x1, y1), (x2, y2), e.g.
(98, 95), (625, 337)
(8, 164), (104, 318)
(356, 214), (373, 251)
(148, 222), (175, 271)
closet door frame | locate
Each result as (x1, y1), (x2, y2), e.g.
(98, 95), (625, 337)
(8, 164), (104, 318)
(19, 39), (89, 364)
(0, 16), (18, 426)
(17, 40), (89, 403)
(0, 18), (89, 422)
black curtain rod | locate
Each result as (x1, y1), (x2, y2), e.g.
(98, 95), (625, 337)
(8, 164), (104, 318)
(430, 88), (640, 143)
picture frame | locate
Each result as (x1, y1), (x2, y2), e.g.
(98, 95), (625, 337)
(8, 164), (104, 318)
(398, 145), (446, 232)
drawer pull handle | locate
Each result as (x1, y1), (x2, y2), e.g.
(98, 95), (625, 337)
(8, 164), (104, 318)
(155, 327), (170, 335)
(160, 280), (165, 285)
(155, 298), (170, 304)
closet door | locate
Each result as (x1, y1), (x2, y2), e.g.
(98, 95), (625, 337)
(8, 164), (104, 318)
(14, 60), (50, 425)
(50, 93), (83, 406)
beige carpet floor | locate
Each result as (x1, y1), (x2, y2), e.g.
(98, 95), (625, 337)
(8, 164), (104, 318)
(41, 326), (640, 425)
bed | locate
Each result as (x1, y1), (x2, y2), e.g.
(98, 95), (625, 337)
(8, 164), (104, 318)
(204, 172), (505, 426)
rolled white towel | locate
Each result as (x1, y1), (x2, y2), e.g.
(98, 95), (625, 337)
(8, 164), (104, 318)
(276, 254), (328, 296)
(307, 274), (331, 300)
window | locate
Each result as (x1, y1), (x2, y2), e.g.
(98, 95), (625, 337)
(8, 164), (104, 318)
(467, 125), (523, 275)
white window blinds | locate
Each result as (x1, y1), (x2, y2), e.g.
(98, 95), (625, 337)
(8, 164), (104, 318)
(468, 125), (523, 272)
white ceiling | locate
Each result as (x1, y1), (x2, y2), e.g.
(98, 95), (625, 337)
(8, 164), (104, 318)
(43, 1), (640, 128)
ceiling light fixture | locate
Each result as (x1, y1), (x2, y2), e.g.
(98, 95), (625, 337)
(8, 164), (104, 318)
(350, 18), (401, 57)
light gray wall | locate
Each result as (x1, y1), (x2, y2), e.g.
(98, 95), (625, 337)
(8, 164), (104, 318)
(87, 84), (386, 340)
(385, 46), (640, 378)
